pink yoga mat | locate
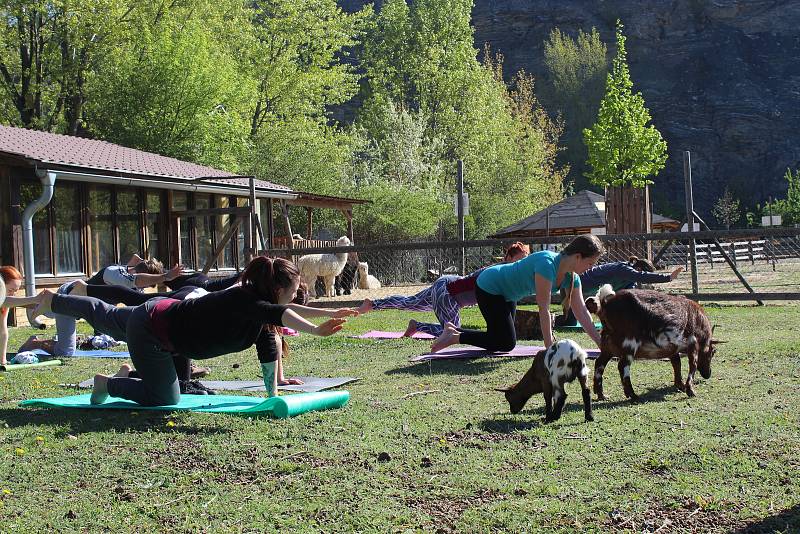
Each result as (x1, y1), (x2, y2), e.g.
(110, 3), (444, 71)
(409, 345), (601, 362)
(353, 331), (435, 340)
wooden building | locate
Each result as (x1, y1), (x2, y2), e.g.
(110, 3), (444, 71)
(489, 190), (680, 238)
(0, 126), (363, 322)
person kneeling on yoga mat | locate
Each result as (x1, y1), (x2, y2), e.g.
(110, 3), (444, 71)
(36, 257), (357, 405)
(431, 234), (605, 353)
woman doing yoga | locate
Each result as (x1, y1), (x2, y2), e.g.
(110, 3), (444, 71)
(431, 234), (605, 353)
(356, 243), (530, 337)
(33, 257), (356, 406)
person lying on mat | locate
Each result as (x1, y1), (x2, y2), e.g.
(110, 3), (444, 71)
(430, 234), (604, 353)
(356, 242), (530, 337)
(85, 254), (184, 291)
(1, 265), (46, 366)
(161, 269), (242, 292)
(32, 256), (356, 405)
(554, 256), (684, 327)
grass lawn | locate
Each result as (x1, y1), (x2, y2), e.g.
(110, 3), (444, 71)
(1, 303), (798, 532)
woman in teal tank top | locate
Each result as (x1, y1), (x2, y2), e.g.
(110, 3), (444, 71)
(431, 235), (604, 353)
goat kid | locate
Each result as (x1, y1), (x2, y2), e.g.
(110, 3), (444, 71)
(586, 284), (722, 400)
(499, 339), (594, 423)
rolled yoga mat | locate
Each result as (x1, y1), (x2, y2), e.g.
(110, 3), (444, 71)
(19, 390), (350, 418)
(1, 359), (62, 372)
(75, 376), (360, 393)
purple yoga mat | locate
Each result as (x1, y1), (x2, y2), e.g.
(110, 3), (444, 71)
(409, 345), (601, 362)
(353, 331), (435, 340)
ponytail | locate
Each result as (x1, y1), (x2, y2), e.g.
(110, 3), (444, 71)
(240, 256), (299, 304)
(561, 272), (576, 315)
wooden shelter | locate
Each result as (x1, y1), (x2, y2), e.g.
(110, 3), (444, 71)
(490, 190), (680, 238)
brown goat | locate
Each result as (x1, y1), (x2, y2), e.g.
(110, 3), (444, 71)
(586, 285), (722, 400)
(499, 339), (594, 422)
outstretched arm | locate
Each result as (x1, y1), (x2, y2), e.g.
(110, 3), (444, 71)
(280, 308), (347, 336)
(287, 303), (358, 319)
(535, 274), (555, 348)
(0, 309), (8, 365)
(570, 285), (601, 346)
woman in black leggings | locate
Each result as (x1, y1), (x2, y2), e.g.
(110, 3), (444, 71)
(34, 257), (355, 406)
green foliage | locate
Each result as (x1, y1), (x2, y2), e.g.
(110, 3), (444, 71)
(348, 102), (448, 242)
(711, 187), (741, 229)
(86, 0), (250, 169)
(777, 167), (800, 224)
(359, 0), (564, 239)
(543, 27), (608, 191)
(583, 21), (667, 188)
(0, 0), (129, 132)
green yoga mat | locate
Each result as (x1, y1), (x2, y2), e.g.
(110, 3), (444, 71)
(19, 390), (349, 418)
(554, 322), (602, 332)
(1, 359), (62, 372)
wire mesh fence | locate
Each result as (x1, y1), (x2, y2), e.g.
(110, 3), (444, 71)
(265, 228), (800, 302)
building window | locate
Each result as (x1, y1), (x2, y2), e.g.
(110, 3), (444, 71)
(195, 193), (213, 270)
(236, 196), (248, 269)
(117, 188), (141, 262)
(145, 191), (163, 261)
(171, 191), (194, 269)
(88, 186), (115, 273)
(216, 195), (233, 269)
(54, 183), (83, 274)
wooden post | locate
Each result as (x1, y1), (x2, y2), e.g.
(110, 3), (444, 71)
(249, 178), (257, 250)
(684, 151), (699, 294)
(306, 207), (313, 239)
(456, 159), (465, 275)
(266, 199), (274, 250)
(202, 217), (242, 274)
(280, 200), (293, 250)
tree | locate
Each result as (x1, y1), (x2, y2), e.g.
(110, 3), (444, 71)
(0, 0), (130, 133)
(358, 0), (564, 239)
(87, 0), (251, 169)
(583, 21), (667, 188)
(711, 187), (741, 230)
(543, 27), (608, 191)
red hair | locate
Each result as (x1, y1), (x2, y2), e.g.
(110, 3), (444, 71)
(504, 242), (530, 261)
(0, 265), (22, 284)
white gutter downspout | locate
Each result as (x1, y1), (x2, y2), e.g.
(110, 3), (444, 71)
(22, 170), (55, 327)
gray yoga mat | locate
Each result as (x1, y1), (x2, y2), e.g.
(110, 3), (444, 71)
(76, 376), (359, 393)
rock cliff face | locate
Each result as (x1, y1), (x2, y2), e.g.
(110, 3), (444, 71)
(340, 0), (800, 219)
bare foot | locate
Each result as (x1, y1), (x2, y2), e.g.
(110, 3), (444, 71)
(431, 324), (460, 353)
(114, 364), (133, 378)
(357, 298), (373, 315)
(402, 319), (418, 337)
(30, 289), (55, 320)
(90, 374), (111, 404)
(279, 378), (305, 385)
(70, 280), (88, 297)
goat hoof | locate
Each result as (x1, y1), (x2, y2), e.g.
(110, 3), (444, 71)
(686, 388), (696, 398)
(585, 415), (595, 423)
(595, 393), (609, 401)
(674, 381), (686, 391)
(628, 395), (640, 403)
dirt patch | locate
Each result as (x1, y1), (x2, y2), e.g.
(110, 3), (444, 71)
(405, 488), (505, 533)
(607, 499), (745, 533)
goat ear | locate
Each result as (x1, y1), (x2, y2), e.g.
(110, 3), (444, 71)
(711, 324), (717, 334)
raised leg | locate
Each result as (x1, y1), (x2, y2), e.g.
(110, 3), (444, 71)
(670, 354), (685, 391)
(593, 351), (614, 400)
(618, 353), (638, 401)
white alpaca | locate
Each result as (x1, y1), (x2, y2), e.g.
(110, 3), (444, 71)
(357, 262), (382, 290)
(297, 236), (350, 297)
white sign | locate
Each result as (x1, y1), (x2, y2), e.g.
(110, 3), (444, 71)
(681, 222), (701, 232)
(453, 193), (469, 217)
(590, 227), (607, 235)
(761, 215), (782, 227)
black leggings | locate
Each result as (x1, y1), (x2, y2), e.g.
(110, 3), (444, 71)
(458, 286), (517, 352)
(86, 285), (202, 307)
(164, 272), (240, 292)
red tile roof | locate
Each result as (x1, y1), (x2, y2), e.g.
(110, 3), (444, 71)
(0, 125), (290, 191)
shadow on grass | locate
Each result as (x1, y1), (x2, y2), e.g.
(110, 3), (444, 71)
(734, 503), (800, 533)
(0, 407), (234, 436)
(384, 358), (510, 376)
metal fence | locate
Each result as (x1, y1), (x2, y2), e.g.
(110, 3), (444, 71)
(265, 228), (800, 302)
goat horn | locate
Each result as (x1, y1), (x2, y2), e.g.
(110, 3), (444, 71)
(710, 339), (727, 344)
(493, 387), (510, 393)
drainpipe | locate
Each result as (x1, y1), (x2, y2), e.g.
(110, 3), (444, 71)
(22, 170), (56, 327)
